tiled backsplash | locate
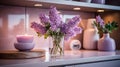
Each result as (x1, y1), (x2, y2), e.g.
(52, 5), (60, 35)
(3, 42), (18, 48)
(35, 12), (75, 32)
(0, 5), (95, 51)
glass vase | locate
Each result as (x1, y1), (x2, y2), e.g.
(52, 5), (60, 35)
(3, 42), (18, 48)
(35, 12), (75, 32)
(49, 36), (64, 56)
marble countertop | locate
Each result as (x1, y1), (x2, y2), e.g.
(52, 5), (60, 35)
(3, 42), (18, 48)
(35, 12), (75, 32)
(0, 50), (120, 67)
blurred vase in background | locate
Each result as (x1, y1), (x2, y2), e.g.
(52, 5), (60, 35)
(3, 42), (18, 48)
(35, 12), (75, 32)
(83, 19), (99, 50)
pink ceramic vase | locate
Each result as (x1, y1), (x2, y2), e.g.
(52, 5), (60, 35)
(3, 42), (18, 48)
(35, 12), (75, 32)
(98, 33), (116, 51)
(83, 19), (99, 50)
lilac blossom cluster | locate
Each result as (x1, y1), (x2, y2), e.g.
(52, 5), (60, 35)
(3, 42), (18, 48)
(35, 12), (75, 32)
(31, 22), (46, 35)
(94, 15), (118, 34)
(31, 6), (82, 40)
(96, 15), (104, 28)
(60, 16), (82, 40)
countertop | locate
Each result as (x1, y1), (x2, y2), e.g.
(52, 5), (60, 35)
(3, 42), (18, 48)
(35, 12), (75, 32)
(0, 50), (120, 67)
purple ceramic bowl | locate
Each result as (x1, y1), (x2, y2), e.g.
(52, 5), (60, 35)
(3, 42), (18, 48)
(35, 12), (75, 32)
(16, 35), (34, 43)
(14, 43), (34, 51)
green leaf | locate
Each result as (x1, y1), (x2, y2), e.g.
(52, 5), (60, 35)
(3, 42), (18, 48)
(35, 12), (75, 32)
(45, 23), (51, 30)
(104, 21), (118, 33)
(44, 33), (49, 39)
(37, 32), (42, 37)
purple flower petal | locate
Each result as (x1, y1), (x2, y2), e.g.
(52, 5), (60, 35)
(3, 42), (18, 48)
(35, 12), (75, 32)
(73, 27), (82, 34)
(31, 22), (46, 34)
(49, 6), (62, 31)
(96, 15), (104, 27)
(39, 14), (50, 25)
(67, 16), (80, 28)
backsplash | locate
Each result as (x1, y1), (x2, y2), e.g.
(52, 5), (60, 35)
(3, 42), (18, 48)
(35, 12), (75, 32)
(0, 5), (95, 51)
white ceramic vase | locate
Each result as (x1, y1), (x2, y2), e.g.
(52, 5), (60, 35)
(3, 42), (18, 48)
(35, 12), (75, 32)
(98, 33), (116, 51)
(83, 19), (99, 50)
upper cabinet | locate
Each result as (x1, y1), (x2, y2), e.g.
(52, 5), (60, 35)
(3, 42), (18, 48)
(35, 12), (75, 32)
(0, 0), (120, 12)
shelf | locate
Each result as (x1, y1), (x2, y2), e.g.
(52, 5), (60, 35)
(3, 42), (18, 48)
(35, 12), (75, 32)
(0, 0), (120, 12)
(0, 50), (120, 66)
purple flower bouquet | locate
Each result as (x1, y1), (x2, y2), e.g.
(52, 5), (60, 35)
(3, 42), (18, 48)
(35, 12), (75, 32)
(31, 6), (82, 56)
(93, 15), (118, 34)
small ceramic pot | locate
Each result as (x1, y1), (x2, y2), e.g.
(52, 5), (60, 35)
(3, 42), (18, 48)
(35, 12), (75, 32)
(14, 43), (34, 51)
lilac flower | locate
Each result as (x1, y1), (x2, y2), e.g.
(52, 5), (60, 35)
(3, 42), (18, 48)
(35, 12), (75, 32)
(64, 30), (75, 40)
(96, 15), (104, 27)
(67, 16), (80, 28)
(49, 6), (62, 31)
(31, 6), (83, 40)
(31, 22), (46, 35)
(60, 16), (82, 40)
(50, 25), (58, 31)
(73, 27), (82, 34)
(63, 26), (82, 40)
(60, 16), (80, 33)
(39, 14), (50, 25)
(60, 23), (68, 34)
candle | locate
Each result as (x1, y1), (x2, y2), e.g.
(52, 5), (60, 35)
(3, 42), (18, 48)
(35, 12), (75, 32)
(14, 34), (34, 51)
(16, 34), (33, 43)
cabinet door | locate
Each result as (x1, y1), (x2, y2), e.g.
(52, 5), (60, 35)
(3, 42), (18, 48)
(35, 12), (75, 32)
(75, 60), (120, 67)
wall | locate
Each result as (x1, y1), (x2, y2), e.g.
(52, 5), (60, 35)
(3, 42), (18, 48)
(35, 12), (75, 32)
(0, 5), (95, 51)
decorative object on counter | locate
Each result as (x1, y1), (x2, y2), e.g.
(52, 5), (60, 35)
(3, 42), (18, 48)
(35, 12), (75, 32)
(16, 34), (33, 43)
(94, 15), (118, 51)
(14, 34), (35, 51)
(80, 0), (92, 3)
(31, 6), (82, 56)
(0, 50), (45, 59)
(83, 19), (99, 50)
(70, 40), (81, 50)
(98, 33), (116, 51)
(91, 0), (105, 4)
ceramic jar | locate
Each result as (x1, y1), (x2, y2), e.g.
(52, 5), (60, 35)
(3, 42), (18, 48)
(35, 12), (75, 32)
(83, 19), (99, 50)
(98, 33), (116, 51)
